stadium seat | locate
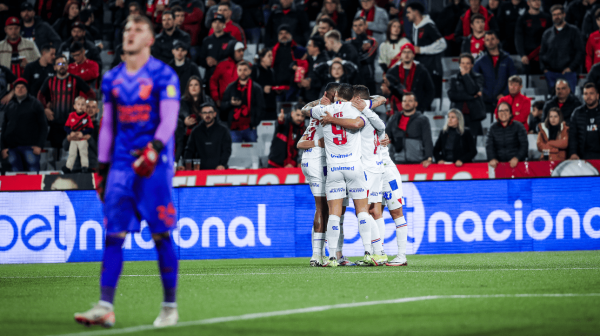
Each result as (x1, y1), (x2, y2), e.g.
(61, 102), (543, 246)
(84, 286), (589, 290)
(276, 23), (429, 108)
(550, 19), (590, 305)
(257, 120), (276, 167)
(442, 57), (459, 77)
(424, 111), (446, 131)
(527, 134), (541, 160)
(228, 142), (260, 169)
(244, 44), (257, 63)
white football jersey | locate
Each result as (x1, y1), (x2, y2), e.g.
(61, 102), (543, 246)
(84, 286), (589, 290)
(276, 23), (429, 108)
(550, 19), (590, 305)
(360, 108), (386, 172)
(311, 101), (364, 165)
(301, 116), (325, 160)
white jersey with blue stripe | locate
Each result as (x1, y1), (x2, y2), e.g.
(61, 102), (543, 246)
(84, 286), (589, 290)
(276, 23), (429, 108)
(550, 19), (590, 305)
(359, 108), (386, 173)
(301, 116), (325, 161)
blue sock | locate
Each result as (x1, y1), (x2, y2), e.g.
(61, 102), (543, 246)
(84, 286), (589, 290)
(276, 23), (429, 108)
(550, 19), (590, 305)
(100, 235), (125, 304)
(155, 234), (178, 303)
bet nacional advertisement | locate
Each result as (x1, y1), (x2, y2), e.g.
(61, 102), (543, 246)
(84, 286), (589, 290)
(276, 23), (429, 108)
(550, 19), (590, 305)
(1, 177), (599, 264)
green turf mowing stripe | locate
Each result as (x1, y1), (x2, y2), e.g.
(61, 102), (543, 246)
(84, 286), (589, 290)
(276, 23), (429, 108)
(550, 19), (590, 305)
(49, 293), (600, 336)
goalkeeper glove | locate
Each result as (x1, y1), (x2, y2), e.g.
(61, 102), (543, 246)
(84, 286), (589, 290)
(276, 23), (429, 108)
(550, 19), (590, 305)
(132, 140), (164, 178)
(96, 163), (110, 202)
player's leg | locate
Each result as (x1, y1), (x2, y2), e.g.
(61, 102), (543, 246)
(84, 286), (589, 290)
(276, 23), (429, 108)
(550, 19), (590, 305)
(324, 168), (346, 266)
(366, 170), (386, 264)
(311, 196), (328, 266)
(347, 166), (377, 265)
(382, 166), (408, 266)
(336, 204), (356, 266)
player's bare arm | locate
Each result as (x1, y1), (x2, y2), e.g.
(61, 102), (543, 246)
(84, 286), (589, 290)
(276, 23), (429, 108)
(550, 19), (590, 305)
(301, 99), (322, 117)
(369, 95), (386, 108)
(321, 112), (365, 129)
(380, 133), (390, 146)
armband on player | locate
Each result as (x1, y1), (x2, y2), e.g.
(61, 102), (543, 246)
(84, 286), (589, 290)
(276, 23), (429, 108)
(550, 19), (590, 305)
(132, 140), (164, 178)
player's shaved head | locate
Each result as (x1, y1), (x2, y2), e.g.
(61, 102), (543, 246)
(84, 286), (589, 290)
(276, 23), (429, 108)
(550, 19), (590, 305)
(324, 82), (340, 102)
(353, 85), (370, 100)
(337, 83), (354, 101)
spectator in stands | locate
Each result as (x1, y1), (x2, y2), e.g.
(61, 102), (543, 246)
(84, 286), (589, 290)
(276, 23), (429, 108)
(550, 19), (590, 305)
(208, 2), (246, 45)
(302, 36), (330, 103)
(542, 79), (581, 123)
(86, 99), (100, 142)
(496, 0), (528, 54)
(378, 19), (409, 73)
(79, 9), (102, 48)
(448, 53), (486, 137)
(23, 45), (56, 98)
(315, 0), (348, 37)
(38, 55), (96, 149)
(354, 0), (389, 45)
(221, 61), (264, 142)
(569, 82), (600, 160)
(528, 100), (545, 134)
(473, 31), (516, 113)
(324, 30), (359, 66)
(461, 14), (486, 59)
(170, 1), (204, 49)
(209, 40), (244, 108)
(0, 78), (47, 172)
(486, 0), (500, 18)
(316, 60), (357, 96)
(407, 2), (446, 101)
(537, 107), (569, 160)
(0, 64), (16, 105)
(385, 92), (433, 166)
(169, 41), (201, 94)
(347, 17), (378, 94)
(63, 96), (94, 174)
(252, 48), (277, 120)
(53, 0), (80, 41)
(433, 109), (477, 165)
(58, 22), (103, 70)
(432, 0), (468, 56)
(204, 0), (242, 28)
(151, 10), (191, 64)
(176, 76), (215, 160)
(585, 9), (600, 72)
(173, 5), (186, 29)
(265, 0), (310, 47)
(581, 0), (600, 39)
(35, 0), (65, 25)
(198, 14), (235, 84)
(495, 76), (531, 131)
(567, 0), (596, 30)
(268, 106), (306, 168)
(312, 17), (336, 38)
(386, 0), (428, 41)
(540, 5), (584, 92)
(68, 42), (99, 87)
(0, 17), (40, 78)
(184, 103), (232, 170)
(20, 3), (61, 51)
(486, 101), (528, 168)
(454, 0), (499, 46)
(386, 43), (435, 112)
(515, 0), (551, 76)
(271, 25), (308, 101)
(239, 1), (263, 45)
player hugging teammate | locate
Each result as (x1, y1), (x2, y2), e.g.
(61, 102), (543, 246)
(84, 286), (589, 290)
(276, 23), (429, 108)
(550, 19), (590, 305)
(298, 83), (408, 267)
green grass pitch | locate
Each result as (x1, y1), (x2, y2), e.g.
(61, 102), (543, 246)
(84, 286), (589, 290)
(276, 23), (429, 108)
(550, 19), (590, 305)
(1, 251), (600, 336)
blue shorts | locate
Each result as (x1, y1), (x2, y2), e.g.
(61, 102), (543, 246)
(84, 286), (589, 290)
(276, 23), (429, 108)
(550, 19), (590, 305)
(103, 164), (176, 234)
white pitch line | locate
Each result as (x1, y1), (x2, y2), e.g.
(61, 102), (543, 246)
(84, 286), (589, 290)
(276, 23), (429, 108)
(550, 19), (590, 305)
(49, 293), (600, 336)
(2, 267), (599, 279)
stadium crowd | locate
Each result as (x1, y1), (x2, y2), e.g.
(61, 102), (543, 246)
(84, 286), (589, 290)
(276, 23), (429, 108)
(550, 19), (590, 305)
(1, 0), (600, 173)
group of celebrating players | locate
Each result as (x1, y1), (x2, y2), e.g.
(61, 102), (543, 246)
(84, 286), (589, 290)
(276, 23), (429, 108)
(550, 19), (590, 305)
(298, 82), (408, 267)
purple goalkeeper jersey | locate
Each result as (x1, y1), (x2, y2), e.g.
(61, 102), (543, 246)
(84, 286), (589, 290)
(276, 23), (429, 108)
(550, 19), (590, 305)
(100, 57), (180, 170)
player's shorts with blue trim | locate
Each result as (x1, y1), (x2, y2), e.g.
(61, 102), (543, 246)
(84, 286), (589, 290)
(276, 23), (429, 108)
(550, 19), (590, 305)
(103, 163), (176, 234)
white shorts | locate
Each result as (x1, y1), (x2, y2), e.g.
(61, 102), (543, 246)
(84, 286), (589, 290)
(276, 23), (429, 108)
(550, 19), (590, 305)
(326, 161), (368, 201)
(301, 158), (327, 197)
(365, 169), (383, 204)
(381, 164), (404, 210)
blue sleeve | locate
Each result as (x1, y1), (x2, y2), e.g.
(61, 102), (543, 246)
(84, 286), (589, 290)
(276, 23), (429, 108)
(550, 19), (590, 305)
(157, 65), (181, 102)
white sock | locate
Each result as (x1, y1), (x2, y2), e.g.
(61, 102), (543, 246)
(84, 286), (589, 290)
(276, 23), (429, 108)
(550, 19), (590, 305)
(337, 224), (344, 255)
(395, 216), (407, 255)
(357, 212), (372, 253)
(313, 232), (325, 258)
(326, 215), (341, 257)
(376, 218), (386, 254)
(370, 216), (383, 255)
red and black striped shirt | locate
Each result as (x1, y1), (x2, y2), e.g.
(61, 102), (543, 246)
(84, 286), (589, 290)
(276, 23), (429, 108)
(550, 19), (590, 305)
(37, 74), (95, 125)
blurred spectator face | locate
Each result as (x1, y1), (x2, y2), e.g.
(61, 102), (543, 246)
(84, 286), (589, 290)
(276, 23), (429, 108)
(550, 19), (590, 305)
(188, 79), (201, 97)
(352, 19), (367, 35)
(162, 13), (175, 31)
(291, 109), (305, 125)
(318, 21), (332, 36)
(484, 33), (499, 51)
(55, 57), (69, 76)
(234, 48), (245, 61)
(72, 27), (85, 42)
(551, 9), (565, 27)
(532, 106), (542, 117)
(401, 94), (417, 112)
(549, 110), (560, 126)
(307, 40), (319, 56)
(278, 30), (292, 43)
(5, 25), (20, 41)
(86, 100), (98, 118)
(280, 0), (294, 9)
(21, 8), (35, 23)
(74, 98), (86, 113)
(487, 0), (499, 10)
(217, 5), (232, 21)
(406, 8), (418, 23)
(528, 0), (541, 10)
(123, 20), (154, 54)
(212, 20), (225, 34)
(237, 64), (251, 81)
(174, 11), (185, 27)
(583, 86), (599, 106)
(324, 0), (336, 14)
(14, 83), (27, 99)
(68, 4), (80, 19)
(459, 56), (474, 73)
(260, 50), (273, 67)
(508, 81), (522, 96)
(200, 106), (216, 124)
(390, 21), (401, 37)
(325, 37), (336, 51)
(471, 18), (485, 34)
(400, 47), (415, 64)
(330, 62), (344, 80)
(71, 48), (86, 64)
(447, 112), (458, 128)
(555, 81), (570, 100)
(43, 48), (57, 64)
(360, 0), (374, 11)
(497, 104), (511, 123)
(469, 0), (482, 12)
(129, 5), (140, 15)
(172, 47), (187, 62)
